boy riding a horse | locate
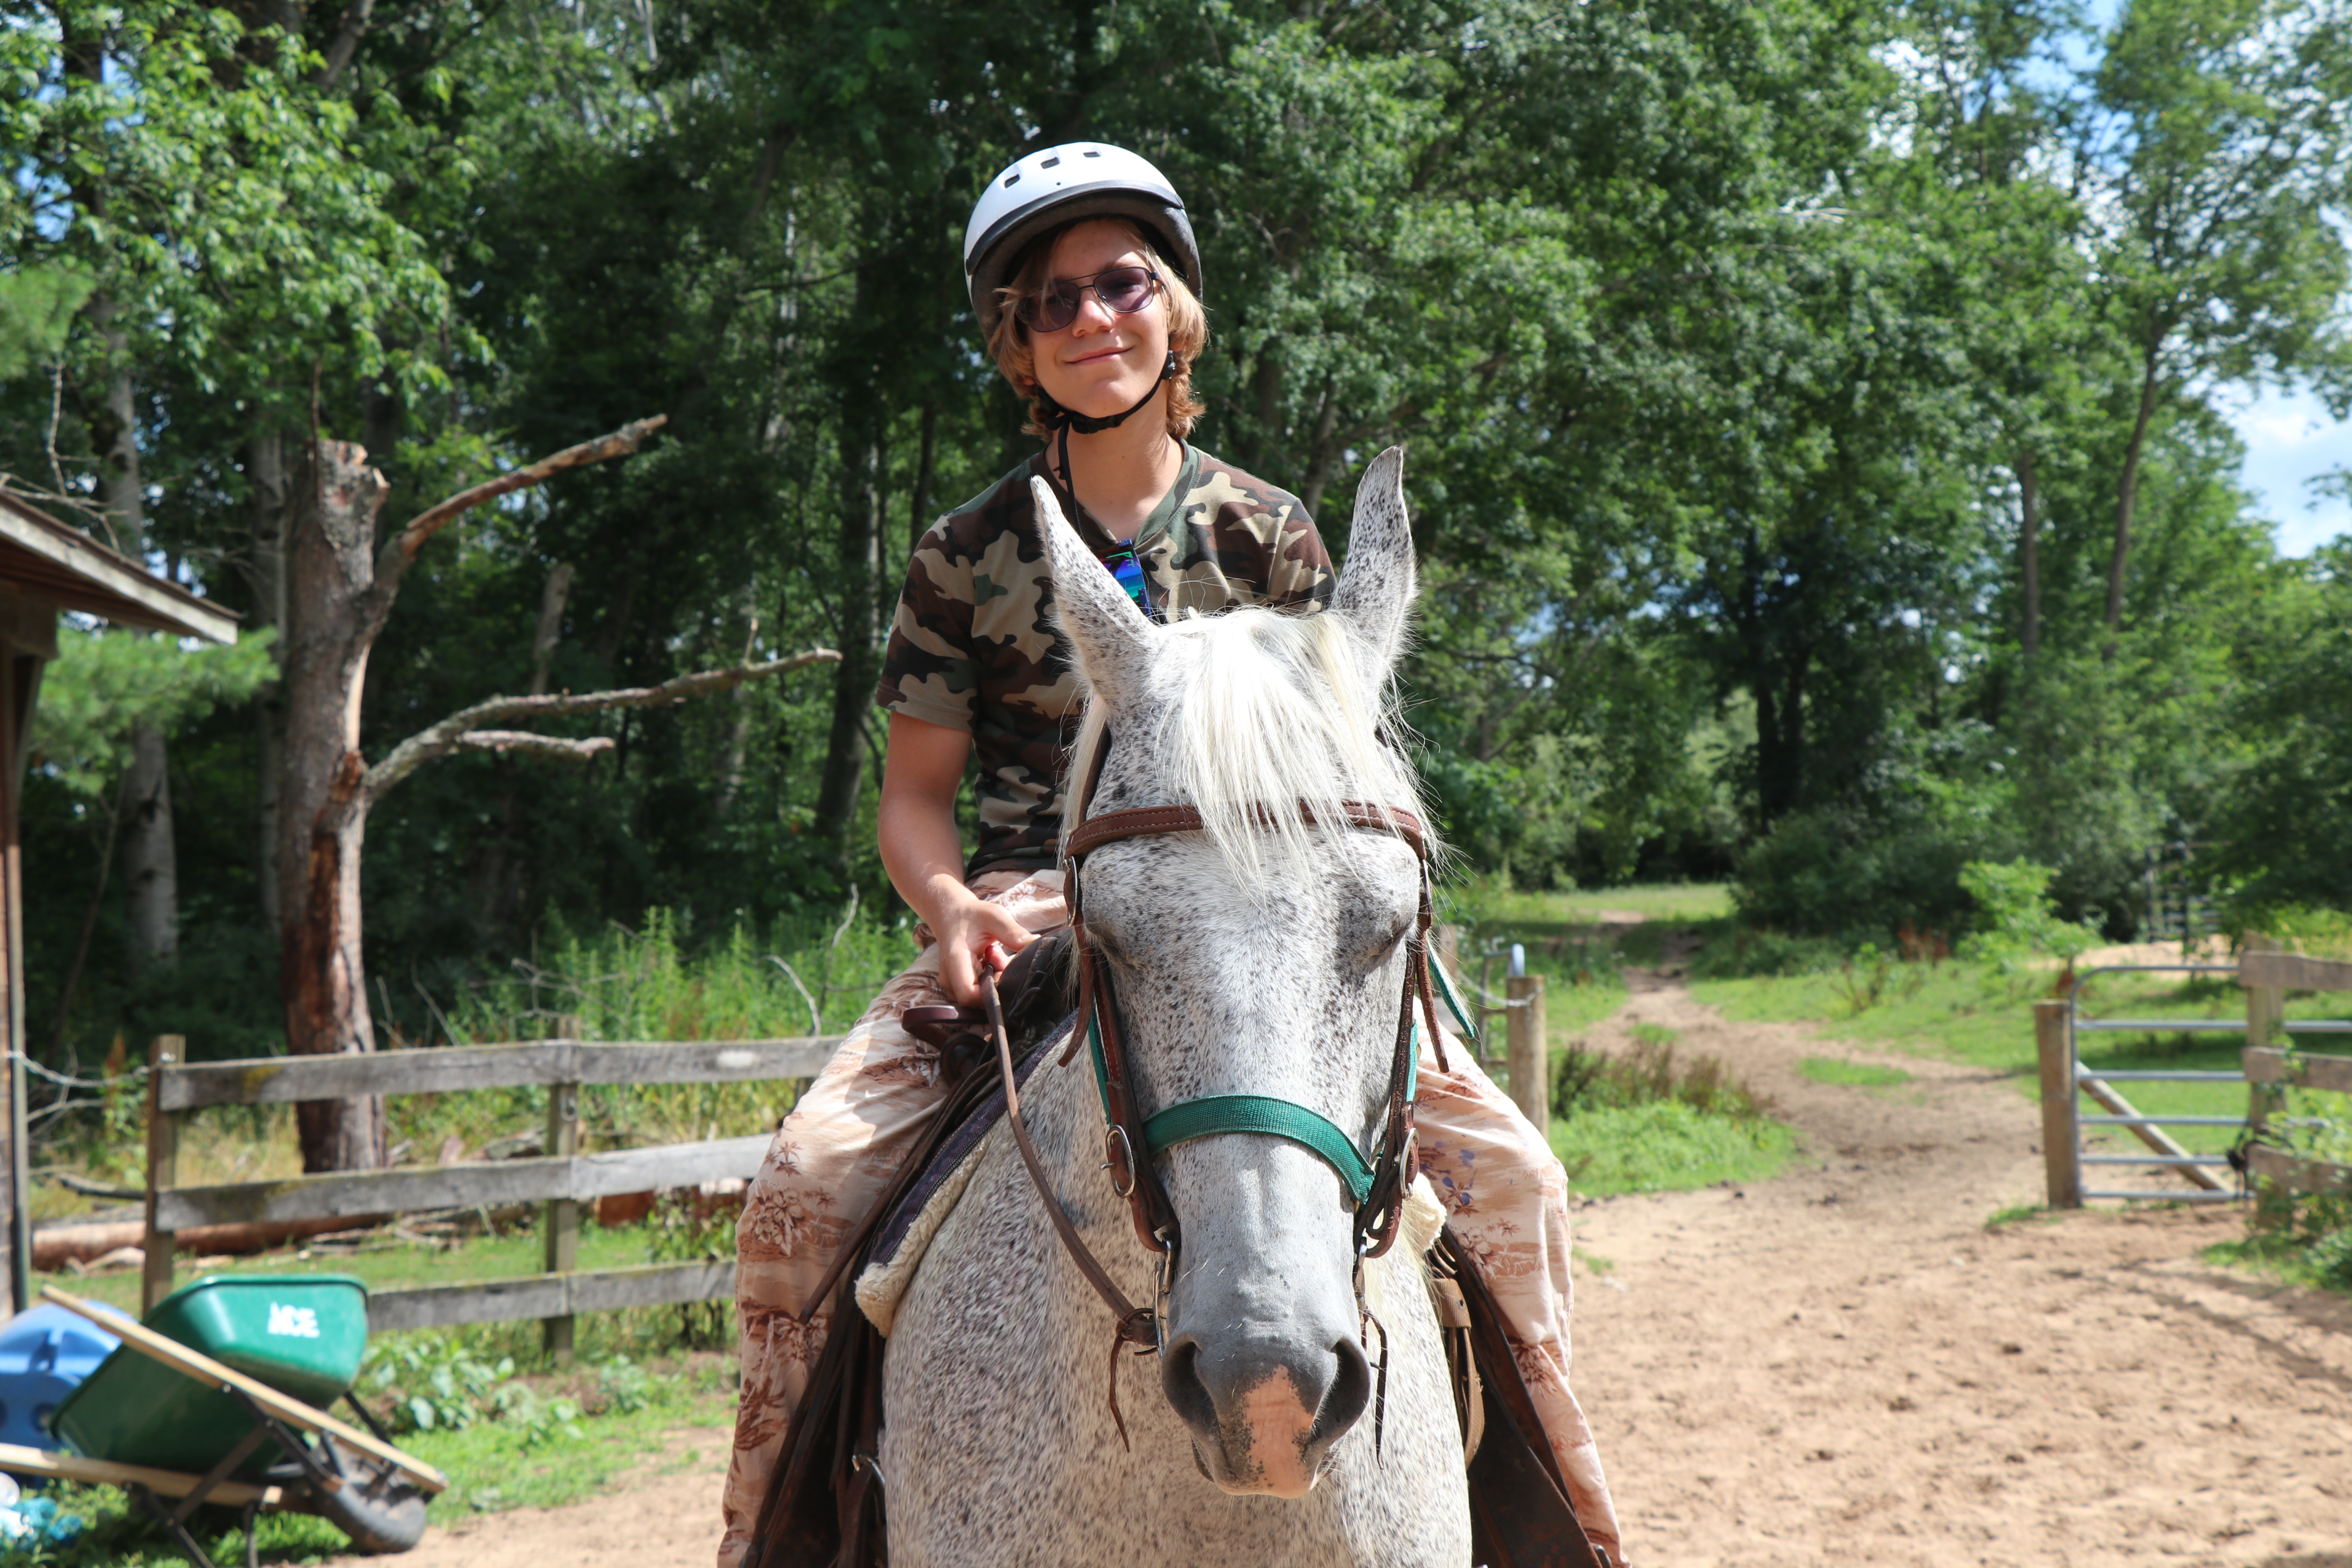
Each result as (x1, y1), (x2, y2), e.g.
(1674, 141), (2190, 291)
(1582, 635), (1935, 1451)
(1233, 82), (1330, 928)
(722, 144), (1624, 1568)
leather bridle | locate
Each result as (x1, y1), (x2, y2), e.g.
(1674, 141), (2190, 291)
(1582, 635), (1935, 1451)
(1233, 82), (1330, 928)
(980, 730), (1450, 1445)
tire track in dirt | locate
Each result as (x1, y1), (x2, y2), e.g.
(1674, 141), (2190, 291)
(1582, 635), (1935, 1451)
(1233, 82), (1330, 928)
(1570, 941), (2352, 1568)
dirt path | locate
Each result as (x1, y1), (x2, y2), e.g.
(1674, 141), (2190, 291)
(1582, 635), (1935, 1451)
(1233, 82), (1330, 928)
(319, 1427), (733, 1568)
(327, 941), (2352, 1567)
(1573, 940), (2352, 1567)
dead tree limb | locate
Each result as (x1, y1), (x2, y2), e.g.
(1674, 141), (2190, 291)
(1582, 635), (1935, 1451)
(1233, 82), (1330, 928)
(388, 415), (669, 569)
(451, 731), (617, 763)
(362, 649), (842, 804)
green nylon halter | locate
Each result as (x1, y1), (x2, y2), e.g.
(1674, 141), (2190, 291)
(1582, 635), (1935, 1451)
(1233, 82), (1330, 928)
(1084, 1013), (1425, 1207)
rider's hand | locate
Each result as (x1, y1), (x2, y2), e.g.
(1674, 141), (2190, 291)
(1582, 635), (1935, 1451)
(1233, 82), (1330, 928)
(930, 888), (1035, 1007)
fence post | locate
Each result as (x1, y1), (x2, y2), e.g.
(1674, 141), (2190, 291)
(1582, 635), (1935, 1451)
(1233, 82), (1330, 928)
(142, 1034), (185, 1314)
(2243, 933), (2286, 1144)
(542, 1077), (581, 1362)
(1506, 974), (1548, 1137)
(2033, 1000), (2080, 1209)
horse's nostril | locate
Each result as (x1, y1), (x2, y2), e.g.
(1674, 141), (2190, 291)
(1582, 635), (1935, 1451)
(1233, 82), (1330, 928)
(1310, 1331), (1372, 1450)
(1161, 1338), (1220, 1441)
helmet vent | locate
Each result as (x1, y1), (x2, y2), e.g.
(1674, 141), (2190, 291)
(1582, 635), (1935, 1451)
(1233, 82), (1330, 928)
(1041, 155), (1062, 168)
(1003, 172), (1021, 188)
(1083, 149), (1102, 157)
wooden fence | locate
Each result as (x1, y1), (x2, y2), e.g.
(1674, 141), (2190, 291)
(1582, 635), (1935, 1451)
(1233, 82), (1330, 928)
(2036, 947), (2352, 1207)
(141, 1032), (838, 1351)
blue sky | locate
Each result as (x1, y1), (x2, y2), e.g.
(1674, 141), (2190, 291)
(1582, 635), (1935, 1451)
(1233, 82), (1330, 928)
(2226, 384), (2351, 558)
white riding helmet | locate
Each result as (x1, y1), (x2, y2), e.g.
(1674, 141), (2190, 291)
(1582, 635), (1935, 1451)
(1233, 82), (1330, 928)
(963, 142), (1201, 339)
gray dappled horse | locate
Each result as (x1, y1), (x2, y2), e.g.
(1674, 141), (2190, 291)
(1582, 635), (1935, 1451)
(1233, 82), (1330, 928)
(877, 450), (1472, 1565)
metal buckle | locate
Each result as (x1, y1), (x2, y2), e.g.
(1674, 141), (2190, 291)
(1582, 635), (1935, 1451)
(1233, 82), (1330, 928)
(1102, 1122), (1139, 1198)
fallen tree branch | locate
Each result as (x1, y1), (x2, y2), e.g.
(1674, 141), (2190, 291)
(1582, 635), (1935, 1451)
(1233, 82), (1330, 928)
(452, 731), (617, 764)
(363, 647), (841, 803)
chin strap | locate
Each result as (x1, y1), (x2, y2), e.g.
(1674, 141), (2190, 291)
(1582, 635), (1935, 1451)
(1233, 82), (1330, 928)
(1039, 349), (1177, 516)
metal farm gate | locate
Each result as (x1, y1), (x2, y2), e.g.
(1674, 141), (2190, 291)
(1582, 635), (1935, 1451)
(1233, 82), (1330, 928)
(2034, 949), (2352, 1205)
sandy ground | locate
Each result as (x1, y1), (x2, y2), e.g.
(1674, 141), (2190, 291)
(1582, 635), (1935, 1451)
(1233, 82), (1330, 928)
(327, 939), (2352, 1568)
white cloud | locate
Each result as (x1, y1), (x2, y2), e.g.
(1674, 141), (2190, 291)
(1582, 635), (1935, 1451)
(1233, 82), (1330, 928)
(2218, 384), (2351, 558)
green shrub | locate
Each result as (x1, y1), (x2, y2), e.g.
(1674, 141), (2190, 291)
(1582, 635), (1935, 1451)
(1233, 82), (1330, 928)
(1957, 859), (2103, 968)
(1730, 806), (1998, 945)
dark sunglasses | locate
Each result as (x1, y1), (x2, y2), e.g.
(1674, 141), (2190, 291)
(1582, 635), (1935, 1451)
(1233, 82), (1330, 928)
(1015, 265), (1162, 333)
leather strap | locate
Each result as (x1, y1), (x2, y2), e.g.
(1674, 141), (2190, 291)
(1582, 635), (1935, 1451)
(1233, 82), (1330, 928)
(982, 968), (1158, 1445)
(1064, 800), (1428, 862)
(984, 971), (1152, 1338)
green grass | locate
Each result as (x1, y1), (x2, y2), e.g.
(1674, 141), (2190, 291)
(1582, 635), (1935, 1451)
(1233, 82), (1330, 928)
(2205, 1222), (2352, 1293)
(1798, 1056), (1915, 1089)
(1551, 1100), (1797, 1196)
(1694, 958), (2352, 1154)
(1462, 882), (1733, 926)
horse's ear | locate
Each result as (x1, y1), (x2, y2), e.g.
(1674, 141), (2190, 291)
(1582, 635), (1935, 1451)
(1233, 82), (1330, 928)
(1331, 446), (1414, 679)
(1034, 476), (1156, 710)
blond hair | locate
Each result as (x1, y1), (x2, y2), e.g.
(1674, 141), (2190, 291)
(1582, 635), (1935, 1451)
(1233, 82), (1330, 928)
(987, 218), (1206, 441)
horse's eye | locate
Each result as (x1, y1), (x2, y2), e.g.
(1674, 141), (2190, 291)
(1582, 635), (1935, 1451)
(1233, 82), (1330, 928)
(1359, 918), (1412, 969)
(1084, 920), (1132, 967)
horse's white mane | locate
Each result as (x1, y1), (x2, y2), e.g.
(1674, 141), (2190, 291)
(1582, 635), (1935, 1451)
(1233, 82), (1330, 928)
(1062, 603), (1436, 889)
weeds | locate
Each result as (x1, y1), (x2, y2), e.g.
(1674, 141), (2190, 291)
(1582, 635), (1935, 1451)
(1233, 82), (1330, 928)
(1551, 1028), (1776, 1124)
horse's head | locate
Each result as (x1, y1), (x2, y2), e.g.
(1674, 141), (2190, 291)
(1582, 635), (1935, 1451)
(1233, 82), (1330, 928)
(1036, 450), (1427, 1498)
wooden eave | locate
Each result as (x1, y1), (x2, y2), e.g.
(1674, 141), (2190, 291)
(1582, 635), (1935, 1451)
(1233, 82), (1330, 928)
(0, 488), (239, 644)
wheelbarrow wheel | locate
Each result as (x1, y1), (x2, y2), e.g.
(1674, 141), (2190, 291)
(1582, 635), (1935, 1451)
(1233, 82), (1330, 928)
(311, 1437), (428, 1555)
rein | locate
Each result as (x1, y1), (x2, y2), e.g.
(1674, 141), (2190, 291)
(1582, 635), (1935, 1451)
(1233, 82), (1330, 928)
(980, 730), (1450, 1446)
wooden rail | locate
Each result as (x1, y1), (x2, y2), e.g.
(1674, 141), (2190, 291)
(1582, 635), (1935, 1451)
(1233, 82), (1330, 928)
(2243, 1046), (2352, 1095)
(156, 1038), (835, 1111)
(2244, 1143), (2352, 1197)
(152, 1135), (774, 1230)
(142, 1036), (838, 1349)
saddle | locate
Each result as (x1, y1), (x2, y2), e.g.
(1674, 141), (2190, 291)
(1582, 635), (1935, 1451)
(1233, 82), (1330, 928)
(741, 929), (1608, 1568)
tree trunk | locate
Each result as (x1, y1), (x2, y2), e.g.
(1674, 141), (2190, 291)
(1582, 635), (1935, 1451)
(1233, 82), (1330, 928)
(1299, 379), (1341, 517)
(1753, 648), (1808, 830)
(811, 430), (883, 880)
(908, 400), (939, 552)
(2105, 351), (2162, 645)
(279, 441), (391, 1173)
(249, 426), (291, 933)
(715, 582), (758, 820)
(468, 561), (576, 927)
(120, 724), (177, 974)
(1249, 339), (1285, 470)
(2016, 448), (2041, 663)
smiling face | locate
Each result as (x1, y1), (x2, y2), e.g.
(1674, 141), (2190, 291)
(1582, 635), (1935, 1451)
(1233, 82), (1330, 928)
(1024, 219), (1173, 423)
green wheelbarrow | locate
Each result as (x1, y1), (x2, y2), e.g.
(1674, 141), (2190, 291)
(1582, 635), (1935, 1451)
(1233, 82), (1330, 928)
(0, 1280), (444, 1566)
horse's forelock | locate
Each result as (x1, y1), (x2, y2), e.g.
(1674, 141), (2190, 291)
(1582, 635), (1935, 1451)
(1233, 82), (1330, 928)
(1062, 605), (1434, 889)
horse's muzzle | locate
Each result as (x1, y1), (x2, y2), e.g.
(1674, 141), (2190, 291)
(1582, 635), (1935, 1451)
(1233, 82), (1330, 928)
(1162, 1323), (1372, 1495)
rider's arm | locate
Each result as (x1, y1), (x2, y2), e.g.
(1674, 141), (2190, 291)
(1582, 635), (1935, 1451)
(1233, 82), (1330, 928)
(879, 712), (1036, 1007)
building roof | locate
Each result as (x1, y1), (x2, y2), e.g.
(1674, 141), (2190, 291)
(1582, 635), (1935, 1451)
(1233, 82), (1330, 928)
(0, 488), (240, 644)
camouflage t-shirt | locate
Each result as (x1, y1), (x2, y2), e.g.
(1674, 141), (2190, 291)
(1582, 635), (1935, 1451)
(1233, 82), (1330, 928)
(874, 445), (1334, 877)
